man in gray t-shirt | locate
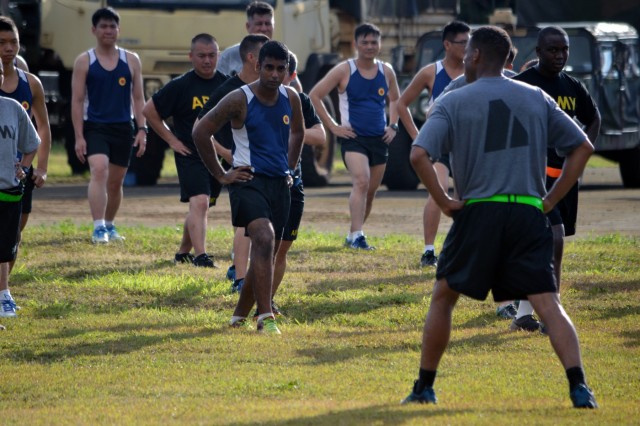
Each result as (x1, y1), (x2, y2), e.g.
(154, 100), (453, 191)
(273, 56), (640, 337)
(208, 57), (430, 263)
(0, 61), (41, 320)
(402, 26), (598, 409)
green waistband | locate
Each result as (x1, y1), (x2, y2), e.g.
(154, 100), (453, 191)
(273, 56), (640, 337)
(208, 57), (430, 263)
(0, 191), (23, 202)
(466, 194), (543, 211)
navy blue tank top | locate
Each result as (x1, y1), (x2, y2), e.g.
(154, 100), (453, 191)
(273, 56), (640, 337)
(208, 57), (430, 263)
(85, 48), (132, 123)
(0, 68), (33, 117)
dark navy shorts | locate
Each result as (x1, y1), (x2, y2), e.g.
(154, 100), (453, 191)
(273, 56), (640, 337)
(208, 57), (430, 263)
(339, 135), (388, 167)
(436, 202), (556, 302)
(546, 177), (578, 236)
(228, 174), (290, 240)
(21, 166), (35, 214)
(84, 121), (135, 167)
(175, 153), (222, 206)
(0, 197), (22, 262)
(279, 182), (304, 241)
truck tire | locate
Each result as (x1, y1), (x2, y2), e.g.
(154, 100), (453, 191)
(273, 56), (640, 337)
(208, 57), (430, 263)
(301, 95), (335, 187)
(619, 146), (640, 188)
(383, 122), (420, 190)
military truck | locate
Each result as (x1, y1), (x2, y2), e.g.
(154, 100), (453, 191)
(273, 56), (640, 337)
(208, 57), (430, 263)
(385, 21), (640, 189)
(4, 0), (457, 186)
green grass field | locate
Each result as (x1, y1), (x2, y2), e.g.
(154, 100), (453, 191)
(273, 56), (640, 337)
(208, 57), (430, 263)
(1, 221), (638, 425)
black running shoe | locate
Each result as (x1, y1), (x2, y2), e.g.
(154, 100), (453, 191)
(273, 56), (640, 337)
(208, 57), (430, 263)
(193, 253), (216, 268)
(420, 250), (437, 267)
(174, 252), (195, 264)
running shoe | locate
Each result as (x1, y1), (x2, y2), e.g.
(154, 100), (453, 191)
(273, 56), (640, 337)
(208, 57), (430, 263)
(91, 226), (109, 244)
(231, 278), (244, 294)
(401, 381), (437, 404)
(0, 297), (17, 318)
(193, 253), (216, 268)
(420, 250), (438, 267)
(509, 314), (541, 332)
(570, 384), (598, 408)
(226, 264), (236, 281)
(105, 225), (125, 242)
(496, 303), (518, 320)
(174, 252), (195, 264)
(349, 235), (375, 250)
(257, 316), (281, 335)
(229, 318), (253, 330)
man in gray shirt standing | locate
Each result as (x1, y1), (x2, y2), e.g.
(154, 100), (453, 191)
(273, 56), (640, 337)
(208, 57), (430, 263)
(401, 26), (598, 409)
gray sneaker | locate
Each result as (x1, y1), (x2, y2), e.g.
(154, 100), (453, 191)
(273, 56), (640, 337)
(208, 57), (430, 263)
(509, 314), (541, 332)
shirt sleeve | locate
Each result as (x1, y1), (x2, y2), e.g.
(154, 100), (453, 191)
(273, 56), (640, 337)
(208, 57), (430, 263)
(299, 93), (322, 129)
(151, 78), (180, 120)
(413, 100), (451, 161)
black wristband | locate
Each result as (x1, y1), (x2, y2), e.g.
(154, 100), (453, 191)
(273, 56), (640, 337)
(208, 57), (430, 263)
(137, 126), (148, 134)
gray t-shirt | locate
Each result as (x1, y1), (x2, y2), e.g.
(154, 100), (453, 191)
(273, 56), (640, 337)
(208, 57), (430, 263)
(217, 43), (241, 76)
(413, 76), (586, 200)
(0, 97), (40, 190)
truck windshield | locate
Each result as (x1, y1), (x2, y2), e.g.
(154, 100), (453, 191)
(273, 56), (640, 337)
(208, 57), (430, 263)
(107, 0), (275, 11)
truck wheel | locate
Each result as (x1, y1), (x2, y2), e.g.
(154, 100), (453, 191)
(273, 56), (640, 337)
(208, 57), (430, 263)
(619, 146), (640, 188)
(383, 122), (420, 190)
(301, 95), (335, 187)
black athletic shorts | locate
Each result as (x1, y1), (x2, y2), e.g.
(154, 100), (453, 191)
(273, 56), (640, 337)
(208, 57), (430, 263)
(546, 177), (578, 236)
(175, 153), (222, 206)
(84, 121), (135, 167)
(280, 182), (304, 241)
(0, 198), (22, 262)
(339, 135), (388, 167)
(436, 202), (556, 302)
(21, 166), (35, 215)
(228, 174), (290, 240)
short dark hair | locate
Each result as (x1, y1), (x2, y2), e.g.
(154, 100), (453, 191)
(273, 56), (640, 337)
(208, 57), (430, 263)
(258, 40), (288, 64)
(470, 26), (512, 67)
(354, 23), (381, 41)
(442, 21), (471, 42)
(287, 52), (298, 76)
(191, 33), (217, 50)
(92, 7), (120, 27)
(0, 16), (19, 34)
(537, 26), (568, 45)
(246, 1), (274, 19)
(239, 34), (270, 63)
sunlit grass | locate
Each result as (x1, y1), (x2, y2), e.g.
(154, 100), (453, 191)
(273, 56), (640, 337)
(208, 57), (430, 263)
(1, 223), (638, 425)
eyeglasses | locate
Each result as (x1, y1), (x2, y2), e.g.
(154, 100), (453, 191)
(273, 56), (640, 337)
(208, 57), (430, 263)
(449, 39), (469, 45)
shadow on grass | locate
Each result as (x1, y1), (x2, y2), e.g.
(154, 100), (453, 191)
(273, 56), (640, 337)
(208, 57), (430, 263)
(235, 404), (471, 425)
(621, 329), (640, 347)
(8, 326), (219, 364)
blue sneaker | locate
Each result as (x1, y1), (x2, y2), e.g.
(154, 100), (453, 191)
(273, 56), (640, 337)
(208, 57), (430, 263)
(105, 225), (125, 242)
(91, 226), (109, 244)
(349, 235), (375, 250)
(231, 278), (244, 294)
(0, 297), (17, 318)
(401, 381), (437, 404)
(226, 264), (236, 281)
(570, 384), (598, 408)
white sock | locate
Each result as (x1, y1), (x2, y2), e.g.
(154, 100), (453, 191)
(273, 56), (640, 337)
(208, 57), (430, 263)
(257, 313), (274, 323)
(94, 219), (106, 230)
(348, 230), (364, 242)
(424, 245), (435, 253)
(105, 221), (114, 228)
(516, 300), (534, 319)
(229, 316), (245, 325)
(1, 289), (11, 300)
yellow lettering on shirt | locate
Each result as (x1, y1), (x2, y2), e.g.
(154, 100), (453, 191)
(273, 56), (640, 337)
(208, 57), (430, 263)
(557, 96), (576, 112)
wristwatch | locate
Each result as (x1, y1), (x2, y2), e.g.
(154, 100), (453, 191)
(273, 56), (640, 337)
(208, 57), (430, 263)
(137, 126), (149, 134)
(389, 123), (399, 131)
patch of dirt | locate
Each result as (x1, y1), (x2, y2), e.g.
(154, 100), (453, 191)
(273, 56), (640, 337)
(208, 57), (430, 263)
(30, 167), (640, 237)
